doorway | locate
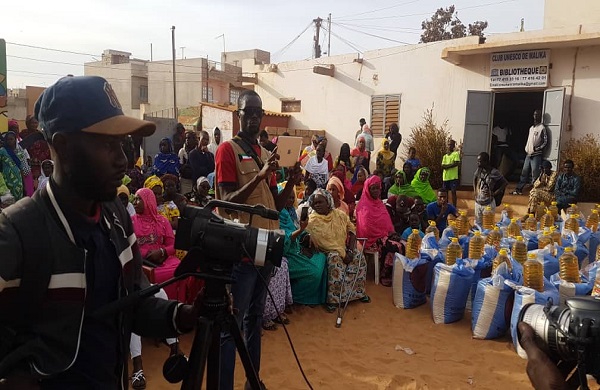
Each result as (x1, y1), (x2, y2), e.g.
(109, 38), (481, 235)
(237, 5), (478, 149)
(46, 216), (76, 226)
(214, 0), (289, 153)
(492, 91), (544, 181)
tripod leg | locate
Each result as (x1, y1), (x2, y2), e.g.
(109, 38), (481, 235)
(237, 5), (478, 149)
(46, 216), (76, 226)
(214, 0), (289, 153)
(205, 320), (222, 390)
(228, 314), (262, 390)
(181, 317), (213, 390)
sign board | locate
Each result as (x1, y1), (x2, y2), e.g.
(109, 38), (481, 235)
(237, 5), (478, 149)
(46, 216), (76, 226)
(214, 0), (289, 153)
(0, 39), (6, 133)
(490, 49), (550, 89)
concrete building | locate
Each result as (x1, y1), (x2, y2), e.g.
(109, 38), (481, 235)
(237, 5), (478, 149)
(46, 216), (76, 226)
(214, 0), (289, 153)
(222, 49), (270, 67)
(243, 0), (600, 185)
(5, 86), (45, 127)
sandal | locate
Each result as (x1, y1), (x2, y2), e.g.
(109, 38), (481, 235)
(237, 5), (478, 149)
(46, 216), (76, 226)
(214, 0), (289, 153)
(273, 314), (290, 325)
(131, 369), (147, 390)
(325, 304), (337, 313)
(360, 295), (371, 303)
(262, 320), (278, 331)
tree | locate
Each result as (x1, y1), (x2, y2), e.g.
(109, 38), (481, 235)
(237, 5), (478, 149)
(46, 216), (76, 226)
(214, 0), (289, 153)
(420, 5), (488, 43)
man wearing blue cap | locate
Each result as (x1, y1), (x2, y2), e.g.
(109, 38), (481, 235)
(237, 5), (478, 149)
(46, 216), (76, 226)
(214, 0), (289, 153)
(0, 76), (198, 389)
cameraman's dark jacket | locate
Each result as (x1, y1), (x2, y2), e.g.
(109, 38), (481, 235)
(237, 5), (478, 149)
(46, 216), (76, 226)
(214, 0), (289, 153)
(0, 185), (180, 388)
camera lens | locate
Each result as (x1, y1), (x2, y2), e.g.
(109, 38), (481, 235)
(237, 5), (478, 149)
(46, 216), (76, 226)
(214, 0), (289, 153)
(519, 303), (572, 361)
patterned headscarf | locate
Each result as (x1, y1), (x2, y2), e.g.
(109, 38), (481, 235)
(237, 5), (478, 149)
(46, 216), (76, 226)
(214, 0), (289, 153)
(308, 188), (334, 211)
(117, 184), (130, 197)
(2, 131), (22, 169)
(144, 175), (163, 190)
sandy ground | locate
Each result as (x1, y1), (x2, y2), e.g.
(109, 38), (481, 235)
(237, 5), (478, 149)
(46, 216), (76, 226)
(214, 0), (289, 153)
(137, 279), (533, 390)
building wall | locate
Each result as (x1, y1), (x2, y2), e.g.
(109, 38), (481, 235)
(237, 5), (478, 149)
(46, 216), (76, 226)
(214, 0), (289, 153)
(25, 86), (45, 116)
(251, 35), (600, 164)
(84, 61), (137, 116)
(223, 49), (270, 67)
(544, 0), (600, 29)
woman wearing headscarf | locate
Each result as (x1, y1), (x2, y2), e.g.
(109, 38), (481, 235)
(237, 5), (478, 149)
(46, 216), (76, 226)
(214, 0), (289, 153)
(186, 176), (212, 207)
(351, 136), (369, 174)
(334, 143), (354, 181)
(387, 170), (417, 198)
(527, 160), (557, 215)
(19, 115), (50, 185)
(144, 175), (179, 230)
(304, 144), (329, 189)
(131, 188), (186, 302)
(355, 124), (374, 154)
(152, 137), (180, 176)
(326, 175), (349, 215)
(117, 184), (136, 217)
(376, 139), (395, 178)
(0, 131), (29, 200)
(36, 159), (54, 193)
(411, 167), (436, 204)
(305, 189), (369, 312)
(330, 169), (355, 216)
(351, 166), (368, 200)
(355, 176), (402, 286)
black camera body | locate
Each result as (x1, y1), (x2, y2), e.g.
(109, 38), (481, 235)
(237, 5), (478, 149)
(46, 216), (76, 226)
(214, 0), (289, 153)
(175, 200), (284, 275)
(520, 296), (600, 378)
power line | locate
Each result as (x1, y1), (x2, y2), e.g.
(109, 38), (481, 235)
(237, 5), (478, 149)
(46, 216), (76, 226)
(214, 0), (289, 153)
(336, 0), (421, 20)
(6, 41), (96, 57)
(336, 22), (422, 32)
(272, 22), (314, 59)
(332, 22), (411, 45)
(338, 0), (518, 22)
(321, 26), (364, 54)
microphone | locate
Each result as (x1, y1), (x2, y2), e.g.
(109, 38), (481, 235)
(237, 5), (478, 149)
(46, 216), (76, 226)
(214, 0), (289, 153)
(251, 204), (279, 220)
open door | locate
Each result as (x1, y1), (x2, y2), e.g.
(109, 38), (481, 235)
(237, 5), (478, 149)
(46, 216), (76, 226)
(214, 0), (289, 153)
(460, 91), (494, 186)
(542, 87), (566, 169)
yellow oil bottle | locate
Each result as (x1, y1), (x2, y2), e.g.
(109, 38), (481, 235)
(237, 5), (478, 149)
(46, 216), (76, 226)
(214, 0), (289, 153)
(482, 206), (495, 230)
(506, 218), (521, 238)
(406, 229), (422, 259)
(485, 227), (502, 250)
(540, 211), (554, 230)
(525, 213), (538, 231)
(523, 253), (544, 292)
(492, 248), (511, 273)
(468, 231), (485, 259)
(559, 247), (580, 283)
(586, 209), (599, 232)
(446, 237), (462, 266)
(425, 220), (440, 240)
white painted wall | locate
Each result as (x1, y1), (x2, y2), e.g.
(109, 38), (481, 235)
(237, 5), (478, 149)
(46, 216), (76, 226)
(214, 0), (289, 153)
(544, 0), (600, 29)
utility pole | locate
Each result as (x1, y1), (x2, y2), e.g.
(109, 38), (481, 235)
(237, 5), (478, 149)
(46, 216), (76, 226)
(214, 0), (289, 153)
(520, 18), (525, 32)
(313, 17), (322, 58)
(205, 55), (210, 102)
(171, 26), (177, 119)
(327, 13), (331, 57)
(180, 46), (186, 59)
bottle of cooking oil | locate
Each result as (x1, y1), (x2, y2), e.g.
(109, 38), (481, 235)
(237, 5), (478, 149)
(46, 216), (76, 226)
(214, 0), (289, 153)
(512, 236), (527, 265)
(523, 253), (544, 292)
(540, 210), (554, 230)
(548, 201), (559, 221)
(550, 226), (562, 246)
(468, 231), (485, 259)
(446, 237), (462, 266)
(559, 247), (581, 283)
(538, 230), (553, 250)
(503, 203), (514, 220)
(486, 226), (502, 250)
(482, 206), (495, 230)
(525, 213), (538, 231)
(564, 213), (580, 233)
(535, 202), (547, 220)
(592, 262), (600, 297)
(425, 220), (440, 240)
(566, 203), (579, 216)
(506, 218), (521, 238)
(457, 211), (469, 236)
(586, 209), (599, 232)
(406, 229), (422, 259)
(492, 248), (511, 273)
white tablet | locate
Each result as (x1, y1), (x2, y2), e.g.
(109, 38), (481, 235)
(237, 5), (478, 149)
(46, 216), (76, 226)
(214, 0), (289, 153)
(276, 136), (303, 167)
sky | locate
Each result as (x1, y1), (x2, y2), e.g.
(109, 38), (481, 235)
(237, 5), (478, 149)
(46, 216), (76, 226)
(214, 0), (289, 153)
(4, 0), (545, 88)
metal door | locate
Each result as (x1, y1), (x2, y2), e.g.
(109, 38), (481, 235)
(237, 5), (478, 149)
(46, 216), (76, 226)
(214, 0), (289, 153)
(460, 91), (494, 186)
(542, 87), (566, 169)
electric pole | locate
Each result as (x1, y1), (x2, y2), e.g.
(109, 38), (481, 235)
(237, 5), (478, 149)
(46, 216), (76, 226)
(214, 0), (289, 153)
(171, 26), (177, 119)
(520, 18), (525, 32)
(327, 14), (331, 57)
(313, 17), (322, 58)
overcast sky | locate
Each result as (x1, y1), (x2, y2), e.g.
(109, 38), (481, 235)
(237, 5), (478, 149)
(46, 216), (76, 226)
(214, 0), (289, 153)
(4, 0), (544, 88)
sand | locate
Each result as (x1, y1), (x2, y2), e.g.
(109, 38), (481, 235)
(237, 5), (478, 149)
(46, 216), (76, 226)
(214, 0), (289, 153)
(138, 280), (533, 390)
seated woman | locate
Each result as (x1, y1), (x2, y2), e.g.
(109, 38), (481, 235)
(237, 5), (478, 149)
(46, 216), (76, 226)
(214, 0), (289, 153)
(283, 191), (327, 306)
(375, 139), (395, 178)
(144, 175), (180, 230)
(330, 170), (356, 217)
(186, 176), (212, 207)
(386, 194), (414, 234)
(297, 178), (317, 210)
(402, 161), (415, 184)
(356, 176), (402, 286)
(334, 143), (354, 182)
(117, 184), (136, 217)
(327, 175), (350, 215)
(351, 136), (370, 175)
(305, 189), (369, 312)
(411, 167), (436, 204)
(387, 170), (417, 198)
(554, 159), (582, 214)
(527, 160), (557, 214)
(351, 166), (368, 200)
(304, 144), (329, 189)
(132, 188), (187, 302)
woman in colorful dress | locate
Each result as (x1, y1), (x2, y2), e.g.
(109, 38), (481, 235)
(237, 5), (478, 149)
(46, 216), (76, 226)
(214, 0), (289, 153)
(527, 160), (557, 214)
(152, 137), (180, 176)
(375, 139), (395, 178)
(304, 144), (329, 189)
(144, 175), (180, 230)
(305, 189), (369, 312)
(0, 131), (30, 200)
(326, 175), (349, 216)
(387, 170), (418, 198)
(19, 115), (50, 187)
(411, 167), (437, 204)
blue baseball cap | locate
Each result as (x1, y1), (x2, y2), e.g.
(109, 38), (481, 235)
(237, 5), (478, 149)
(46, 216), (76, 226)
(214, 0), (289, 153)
(34, 75), (156, 140)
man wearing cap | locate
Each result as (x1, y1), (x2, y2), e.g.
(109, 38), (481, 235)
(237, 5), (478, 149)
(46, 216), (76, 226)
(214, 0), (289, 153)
(0, 76), (198, 388)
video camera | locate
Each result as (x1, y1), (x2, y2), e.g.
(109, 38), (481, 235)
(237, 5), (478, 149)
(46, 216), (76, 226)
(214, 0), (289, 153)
(174, 200), (284, 275)
(519, 296), (600, 386)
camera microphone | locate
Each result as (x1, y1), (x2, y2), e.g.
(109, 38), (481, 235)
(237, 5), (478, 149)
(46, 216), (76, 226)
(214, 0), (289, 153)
(252, 204), (280, 221)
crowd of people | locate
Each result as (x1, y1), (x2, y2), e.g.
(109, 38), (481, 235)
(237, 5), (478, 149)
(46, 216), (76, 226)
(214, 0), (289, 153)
(0, 75), (586, 390)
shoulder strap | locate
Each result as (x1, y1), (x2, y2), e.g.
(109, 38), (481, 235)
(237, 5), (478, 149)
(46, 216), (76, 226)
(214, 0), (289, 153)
(232, 136), (264, 170)
(2, 195), (53, 328)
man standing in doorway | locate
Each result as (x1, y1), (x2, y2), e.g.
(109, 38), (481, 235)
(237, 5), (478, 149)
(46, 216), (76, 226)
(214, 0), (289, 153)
(215, 90), (301, 390)
(512, 109), (548, 195)
(441, 139), (460, 206)
(473, 152), (508, 226)
(355, 117), (366, 140)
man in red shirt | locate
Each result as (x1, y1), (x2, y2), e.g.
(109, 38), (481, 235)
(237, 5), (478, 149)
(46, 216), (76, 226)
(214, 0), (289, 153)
(215, 90), (301, 390)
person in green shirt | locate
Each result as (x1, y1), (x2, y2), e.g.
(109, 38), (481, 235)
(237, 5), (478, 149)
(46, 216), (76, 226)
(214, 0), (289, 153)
(441, 139), (460, 206)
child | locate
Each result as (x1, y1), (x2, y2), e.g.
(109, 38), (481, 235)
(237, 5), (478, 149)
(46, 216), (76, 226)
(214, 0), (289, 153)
(405, 147), (421, 175)
(441, 139), (460, 206)
(401, 212), (425, 240)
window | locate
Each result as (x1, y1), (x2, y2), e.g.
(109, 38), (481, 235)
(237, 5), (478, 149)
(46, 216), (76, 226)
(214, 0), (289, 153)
(139, 85), (148, 103)
(229, 89), (240, 105)
(281, 100), (301, 113)
(370, 94), (401, 136)
(202, 86), (214, 103)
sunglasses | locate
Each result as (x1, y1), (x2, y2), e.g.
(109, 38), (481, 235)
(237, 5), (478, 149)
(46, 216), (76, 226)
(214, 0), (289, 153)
(239, 107), (264, 117)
